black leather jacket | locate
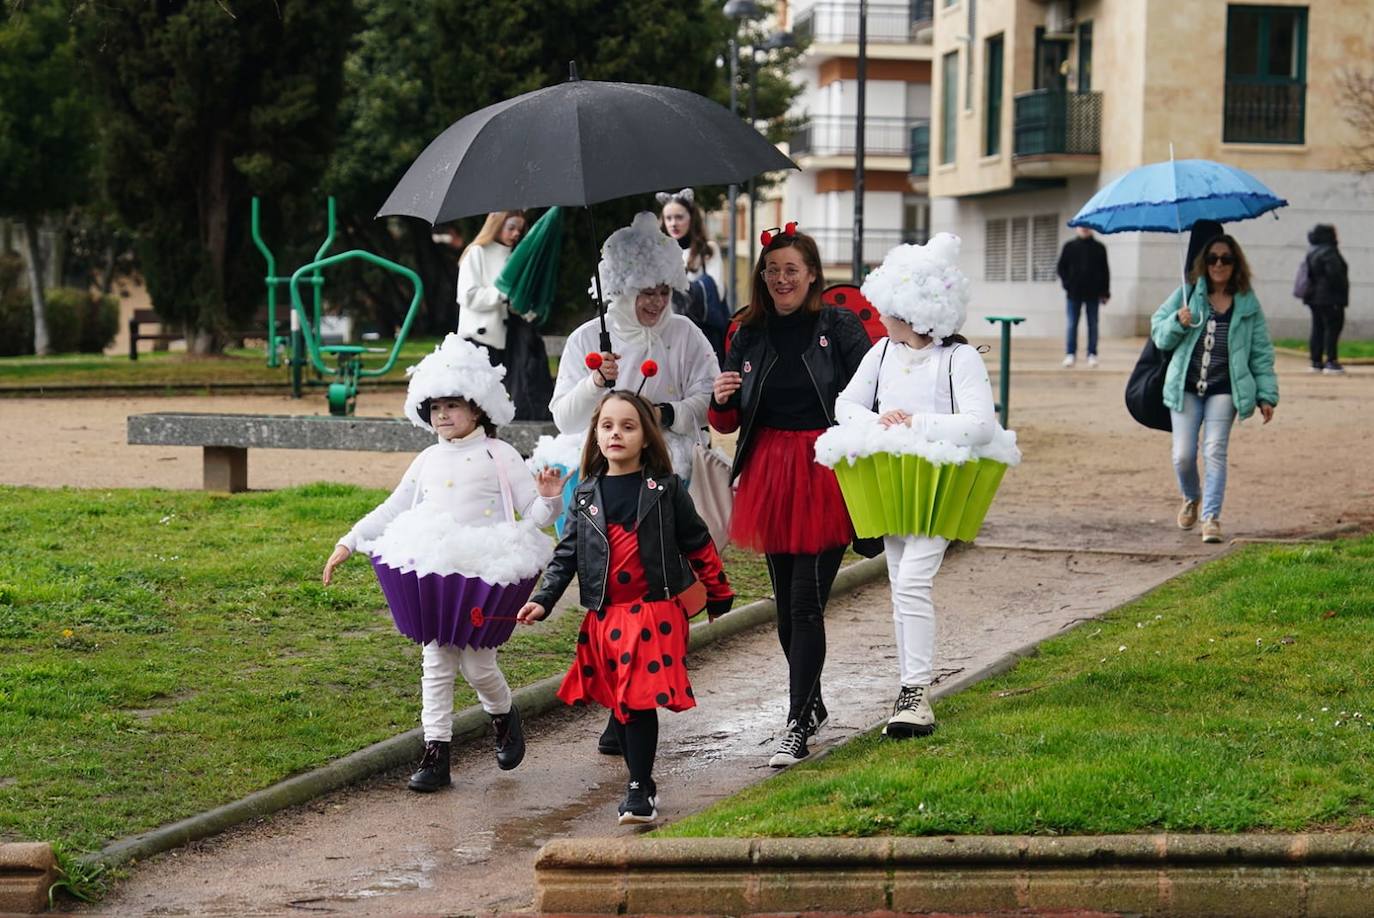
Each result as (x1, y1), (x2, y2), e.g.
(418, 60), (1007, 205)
(530, 473), (729, 614)
(710, 305), (872, 481)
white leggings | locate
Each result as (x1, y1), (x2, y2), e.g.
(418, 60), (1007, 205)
(883, 534), (949, 687)
(420, 642), (512, 742)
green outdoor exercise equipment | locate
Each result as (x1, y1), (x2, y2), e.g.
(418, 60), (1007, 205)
(288, 250), (423, 416)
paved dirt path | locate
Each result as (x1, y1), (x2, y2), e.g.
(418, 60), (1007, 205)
(7, 337), (1365, 915)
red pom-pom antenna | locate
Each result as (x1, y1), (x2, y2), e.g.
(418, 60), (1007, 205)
(640, 359), (658, 378)
(784, 220), (798, 235)
(760, 229), (773, 247)
(584, 352), (603, 370)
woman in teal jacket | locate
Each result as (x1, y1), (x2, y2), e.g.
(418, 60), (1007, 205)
(1150, 233), (1278, 544)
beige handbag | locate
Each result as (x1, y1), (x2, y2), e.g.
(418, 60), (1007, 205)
(688, 442), (734, 550)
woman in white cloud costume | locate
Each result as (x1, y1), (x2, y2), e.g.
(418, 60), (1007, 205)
(832, 233), (1014, 739)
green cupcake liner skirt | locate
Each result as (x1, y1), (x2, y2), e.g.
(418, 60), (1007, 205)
(832, 453), (1009, 541)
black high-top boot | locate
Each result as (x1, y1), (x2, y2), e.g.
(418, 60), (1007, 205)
(492, 704), (526, 771)
(407, 740), (451, 792)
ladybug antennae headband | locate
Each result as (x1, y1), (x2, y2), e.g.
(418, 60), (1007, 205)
(760, 222), (799, 248)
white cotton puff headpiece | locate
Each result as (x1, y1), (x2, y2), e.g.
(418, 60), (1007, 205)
(403, 333), (515, 431)
(860, 233), (971, 340)
(592, 211), (688, 299)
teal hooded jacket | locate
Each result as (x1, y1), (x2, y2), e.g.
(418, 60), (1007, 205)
(1149, 279), (1279, 420)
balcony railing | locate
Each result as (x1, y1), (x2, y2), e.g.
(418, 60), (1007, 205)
(910, 122), (930, 177)
(792, 1), (934, 45)
(809, 227), (928, 267)
(1223, 82), (1305, 144)
(1013, 90), (1102, 157)
(791, 115), (925, 158)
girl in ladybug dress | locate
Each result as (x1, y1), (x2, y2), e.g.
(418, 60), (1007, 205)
(518, 391), (733, 825)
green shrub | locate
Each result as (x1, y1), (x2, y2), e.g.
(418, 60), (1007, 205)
(0, 280), (119, 355)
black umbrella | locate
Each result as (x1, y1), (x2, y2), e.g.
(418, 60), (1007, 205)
(378, 63), (797, 350)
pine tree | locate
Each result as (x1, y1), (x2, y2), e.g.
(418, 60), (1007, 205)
(73, 0), (354, 351)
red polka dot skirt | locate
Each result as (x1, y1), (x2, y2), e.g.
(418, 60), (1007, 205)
(556, 523), (695, 722)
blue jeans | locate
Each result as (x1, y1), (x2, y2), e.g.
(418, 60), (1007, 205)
(1169, 392), (1237, 520)
(1065, 297), (1100, 356)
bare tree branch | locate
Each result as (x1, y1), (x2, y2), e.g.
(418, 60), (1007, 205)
(1337, 69), (1374, 173)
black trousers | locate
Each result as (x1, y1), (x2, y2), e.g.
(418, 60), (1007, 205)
(766, 546), (846, 725)
(1309, 304), (1345, 367)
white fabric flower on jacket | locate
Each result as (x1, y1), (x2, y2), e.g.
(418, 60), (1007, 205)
(860, 233), (971, 340)
(404, 333), (516, 430)
(592, 211), (688, 299)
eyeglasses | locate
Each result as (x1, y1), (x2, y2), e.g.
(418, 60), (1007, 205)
(1204, 253), (1236, 267)
(761, 267), (806, 283)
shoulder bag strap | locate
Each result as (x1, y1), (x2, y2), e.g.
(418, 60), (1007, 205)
(871, 339), (890, 413)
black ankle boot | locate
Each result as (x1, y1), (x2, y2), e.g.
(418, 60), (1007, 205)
(597, 713), (621, 756)
(407, 740), (451, 793)
(492, 704), (526, 771)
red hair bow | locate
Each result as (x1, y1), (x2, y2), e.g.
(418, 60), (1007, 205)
(759, 221), (799, 247)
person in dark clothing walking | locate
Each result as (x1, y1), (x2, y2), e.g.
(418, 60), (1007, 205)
(1056, 227), (1111, 367)
(1300, 224), (1349, 374)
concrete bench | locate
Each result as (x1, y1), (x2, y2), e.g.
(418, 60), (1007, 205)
(127, 413), (557, 492)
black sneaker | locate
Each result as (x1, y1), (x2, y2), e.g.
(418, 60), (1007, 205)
(617, 779), (659, 825)
(407, 740), (451, 793)
(1324, 362), (1346, 375)
(807, 696), (829, 736)
(492, 704), (526, 771)
(768, 721), (810, 768)
(597, 713), (621, 755)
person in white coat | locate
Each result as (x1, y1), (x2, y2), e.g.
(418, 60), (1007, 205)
(322, 335), (563, 792)
(456, 211), (527, 365)
(550, 211), (720, 479)
(835, 234), (998, 738)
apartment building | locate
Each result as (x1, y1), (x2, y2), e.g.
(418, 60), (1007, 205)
(929, 0), (1374, 339)
(774, 0), (938, 282)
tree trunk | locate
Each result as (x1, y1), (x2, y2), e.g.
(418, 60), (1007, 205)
(21, 217), (51, 356)
(196, 133), (232, 355)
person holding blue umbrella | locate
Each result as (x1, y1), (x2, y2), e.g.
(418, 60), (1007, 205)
(1149, 233), (1278, 544)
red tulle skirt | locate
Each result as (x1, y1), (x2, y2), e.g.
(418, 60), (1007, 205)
(730, 426), (853, 554)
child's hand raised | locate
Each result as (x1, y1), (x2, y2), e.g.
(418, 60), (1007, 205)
(535, 466), (565, 498)
(516, 601), (548, 624)
(322, 545), (352, 586)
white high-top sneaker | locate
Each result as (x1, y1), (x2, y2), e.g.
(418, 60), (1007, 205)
(882, 685), (936, 739)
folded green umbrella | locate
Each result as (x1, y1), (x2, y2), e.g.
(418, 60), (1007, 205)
(495, 206), (563, 327)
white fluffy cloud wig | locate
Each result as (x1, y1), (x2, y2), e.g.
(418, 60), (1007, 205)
(403, 334), (515, 431)
(860, 233), (972, 340)
(592, 211), (688, 299)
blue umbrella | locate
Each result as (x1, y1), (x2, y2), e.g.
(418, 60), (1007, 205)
(1068, 158), (1287, 234)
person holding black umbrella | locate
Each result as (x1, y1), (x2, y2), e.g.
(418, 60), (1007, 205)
(709, 224), (871, 768)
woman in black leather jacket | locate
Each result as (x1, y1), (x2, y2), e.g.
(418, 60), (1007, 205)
(708, 226), (871, 768)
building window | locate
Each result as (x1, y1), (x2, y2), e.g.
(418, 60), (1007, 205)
(985, 34), (1004, 156)
(984, 213), (1059, 282)
(903, 196), (931, 246)
(941, 51), (959, 163)
(984, 219), (1008, 281)
(1224, 5), (1307, 144)
(1077, 21), (1093, 92)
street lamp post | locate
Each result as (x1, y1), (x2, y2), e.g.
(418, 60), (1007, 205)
(724, 0), (760, 309)
(851, 0), (868, 282)
(748, 30), (795, 271)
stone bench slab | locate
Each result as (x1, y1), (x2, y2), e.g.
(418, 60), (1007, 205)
(127, 413), (558, 492)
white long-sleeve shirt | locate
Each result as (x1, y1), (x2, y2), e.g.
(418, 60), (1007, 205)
(338, 429), (560, 552)
(456, 242), (512, 350)
(836, 339), (997, 448)
(550, 310), (719, 476)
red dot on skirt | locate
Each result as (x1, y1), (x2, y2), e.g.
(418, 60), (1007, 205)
(469, 607), (484, 627)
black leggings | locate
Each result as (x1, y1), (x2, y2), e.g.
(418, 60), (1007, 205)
(611, 708), (659, 787)
(766, 547), (846, 724)
(1309, 304), (1345, 367)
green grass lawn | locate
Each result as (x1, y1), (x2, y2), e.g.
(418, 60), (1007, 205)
(660, 535), (1374, 839)
(0, 484), (771, 856)
(0, 338), (445, 388)
(1274, 338), (1374, 360)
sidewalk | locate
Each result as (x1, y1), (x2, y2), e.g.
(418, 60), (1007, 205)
(75, 336), (1372, 915)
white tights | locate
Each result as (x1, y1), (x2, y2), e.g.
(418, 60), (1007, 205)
(883, 534), (949, 686)
(420, 642), (512, 742)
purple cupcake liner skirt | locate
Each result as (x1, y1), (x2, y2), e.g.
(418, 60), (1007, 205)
(370, 558), (537, 649)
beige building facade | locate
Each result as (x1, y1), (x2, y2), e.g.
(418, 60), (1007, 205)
(929, 0), (1374, 341)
